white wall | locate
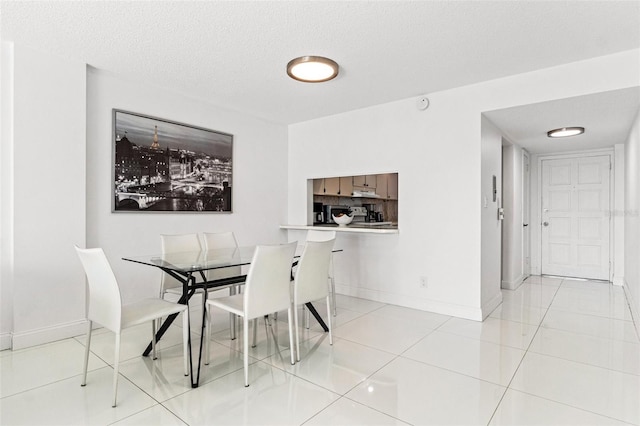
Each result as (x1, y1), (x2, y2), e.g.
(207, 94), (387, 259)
(289, 97), (484, 319)
(0, 41), (13, 349)
(480, 116), (503, 317)
(0, 44), (288, 350)
(1, 42), (87, 349)
(624, 107), (640, 337)
(86, 68), (289, 304)
(501, 142), (525, 290)
(287, 49), (640, 321)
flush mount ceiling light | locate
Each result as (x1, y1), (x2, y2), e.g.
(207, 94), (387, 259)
(547, 127), (585, 138)
(287, 56), (339, 83)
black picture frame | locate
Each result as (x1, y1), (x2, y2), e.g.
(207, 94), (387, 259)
(112, 109), (233, 212)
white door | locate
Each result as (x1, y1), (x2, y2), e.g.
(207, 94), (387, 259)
(541, 155), (610, 280)
(523, 151), (531, 278)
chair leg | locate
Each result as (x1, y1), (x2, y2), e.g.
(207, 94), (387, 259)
(183, 309), (189, 376)
(326, 296), (333, 345)
(152, 319), (157, 360)
(305, 306), (310, 329)
(81, 320), (92, 387)
(243, 318), (249, 387)
(205, 304), (210, 365)
(226, 286), (235, 341)
(251, 318), (258, 348)
(330, 275), (337, 317)
(112, 333), (121, 408)
(294, 303), (300, 362)
(287, 307), (295, 365)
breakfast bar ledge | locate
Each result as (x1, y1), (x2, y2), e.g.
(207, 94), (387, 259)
(280, 224), (399, 234)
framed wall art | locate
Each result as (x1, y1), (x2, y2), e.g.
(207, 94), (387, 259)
(112, 110), (233, 212)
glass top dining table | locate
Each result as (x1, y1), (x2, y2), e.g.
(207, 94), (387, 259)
(122, 245), (339, 387)
(123, 246), (257, 276)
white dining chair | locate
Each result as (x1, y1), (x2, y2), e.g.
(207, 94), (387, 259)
(292, 238), (335, 361)
(159, 233), (203, 300)
(75, 246), (189, 407)
(202, 231), (246, 354)
(306, 230), (337, 316)
(205, 242), (297, 387)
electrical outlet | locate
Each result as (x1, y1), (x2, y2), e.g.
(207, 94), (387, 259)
(419, 276), (428, 288)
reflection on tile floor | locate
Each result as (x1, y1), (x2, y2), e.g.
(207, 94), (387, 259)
(1, 278), (639, 425)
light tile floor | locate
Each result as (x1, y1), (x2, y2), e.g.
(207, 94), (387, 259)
(1, 276), (639, 425)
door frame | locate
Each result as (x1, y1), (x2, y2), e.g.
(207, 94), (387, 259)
(522, 150), (531, 279)
(535, 148), (614, 282)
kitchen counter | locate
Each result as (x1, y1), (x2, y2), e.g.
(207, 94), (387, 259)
(280, 223), (399, 234)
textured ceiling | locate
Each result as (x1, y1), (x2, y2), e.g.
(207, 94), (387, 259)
(2, 1), (639, 138)
(485, 87), (640, 154)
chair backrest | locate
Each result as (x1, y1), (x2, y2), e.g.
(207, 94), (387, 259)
(243, 242), (297, 319)
(160, 234), (202, 292)
(306, 230), (336, 242)
(294, 239), (335, 305)
(202, 231), (238, 250)
(75, 246), (122, 332)
(202, 232), (242, 281)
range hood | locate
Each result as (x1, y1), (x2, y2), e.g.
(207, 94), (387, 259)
(351, 190), (380, 198)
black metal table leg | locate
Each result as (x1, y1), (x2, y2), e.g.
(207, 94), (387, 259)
(193, 281), (208, 388)
(142, 290), (191, 357)
(305, 302), (329, 332)
(291, 261), (329, 333)
(143, 273), (200, 387)
(143, 272), (248, 388)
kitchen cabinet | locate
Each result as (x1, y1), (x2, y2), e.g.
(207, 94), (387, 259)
(313, 177), (340, 195)
(353, 174), (377, 189)
(339, 176), (353, 196)
(324, 177), (340, 195)
(373, 173), (398, 200)
(313, 179), (324, 195)
(376, 174), (388, 198)
(314, 173), (395, 198)
(387, 173), (398, 199)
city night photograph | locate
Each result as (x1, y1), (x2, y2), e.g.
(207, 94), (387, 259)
(113, 110), (233, 212)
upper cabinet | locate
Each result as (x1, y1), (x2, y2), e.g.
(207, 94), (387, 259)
(376, 174), (388, 199)
(313, 179), (324, 195)
(376, 173), (398, 200)
(313, 173), (397, 199)
(324, 177), (340, 195)
(339, 176), (353, 196)
(353, 175), (377, 189)
(313, 177), (342, 195)
(386, 173), (398, 199)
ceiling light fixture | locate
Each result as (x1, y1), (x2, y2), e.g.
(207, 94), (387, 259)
(287, 56), (339, 83)
(547, 127), (585, 138)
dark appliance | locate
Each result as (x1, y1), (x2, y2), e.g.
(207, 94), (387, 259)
(313, 202), (324, 224)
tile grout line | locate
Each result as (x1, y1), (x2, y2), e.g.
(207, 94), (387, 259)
(484, 277), (563, 425)
(293, 301), (415, 426)
(487, 278), (639, 425)
(300, 302), (430, 426)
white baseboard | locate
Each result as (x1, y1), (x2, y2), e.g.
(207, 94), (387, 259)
(335, 283), (485, 321)
(481, 292), (503, 320)
(622, 279), (640, 341)
(1, 332), (11, 351)
(501, 274), (525, 290)
(11, 319), (88, 351)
